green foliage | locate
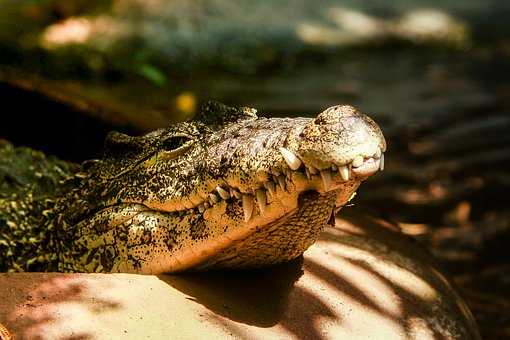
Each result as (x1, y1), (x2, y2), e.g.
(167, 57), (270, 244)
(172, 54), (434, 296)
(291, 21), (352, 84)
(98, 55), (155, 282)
(137, 63), (167, 86)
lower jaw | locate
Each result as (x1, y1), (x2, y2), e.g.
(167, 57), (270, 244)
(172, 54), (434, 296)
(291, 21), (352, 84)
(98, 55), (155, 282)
(180, 190), (338, 272)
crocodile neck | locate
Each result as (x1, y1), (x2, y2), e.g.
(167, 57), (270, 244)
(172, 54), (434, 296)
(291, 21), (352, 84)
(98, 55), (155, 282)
(0, 141), (80, 272)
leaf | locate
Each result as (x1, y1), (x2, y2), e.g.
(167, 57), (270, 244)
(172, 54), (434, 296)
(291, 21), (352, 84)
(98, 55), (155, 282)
(138, 63), (167, 86)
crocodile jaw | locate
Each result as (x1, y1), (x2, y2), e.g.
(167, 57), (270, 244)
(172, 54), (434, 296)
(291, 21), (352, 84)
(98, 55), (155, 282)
(150, 190), (343, 273)
(158, 151), (381, 273)
(104, 189), (348, 274)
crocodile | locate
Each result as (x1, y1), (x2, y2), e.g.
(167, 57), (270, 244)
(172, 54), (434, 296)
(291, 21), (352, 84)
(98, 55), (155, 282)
(0, 101), (386, 274)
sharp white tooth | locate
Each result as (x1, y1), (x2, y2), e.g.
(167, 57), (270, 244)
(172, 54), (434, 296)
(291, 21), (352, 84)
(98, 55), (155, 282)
(320, 170), (332, 190)
(277, 175), (286, 191)
(279, 147), (302, 171)
(232, 189), (242, 199)
(339, 165), (349, 181)
(198, 204), (205, 213)
(331, 164), (338, 172)
(216, 186), (230, 200)
(305, 167), (311, 179)
(264, 181), (276, 196)
(375, 148), (382, 159)
(352, 155), (364, 168)
(204, 202), (210, 209)
(379, 153), (385, 171)
(286, 177), (293, 189)
(256, 189), (267, 214)
(242, 194), (254, 222)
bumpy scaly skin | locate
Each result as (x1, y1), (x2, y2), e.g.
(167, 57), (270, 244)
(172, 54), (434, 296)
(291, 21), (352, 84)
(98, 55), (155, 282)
(0, 141), (78, 272)
(0, 102), (386, 274)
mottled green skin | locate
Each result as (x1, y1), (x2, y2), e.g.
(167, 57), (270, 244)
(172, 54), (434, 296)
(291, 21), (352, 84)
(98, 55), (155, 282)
(0, 102), (385, 273)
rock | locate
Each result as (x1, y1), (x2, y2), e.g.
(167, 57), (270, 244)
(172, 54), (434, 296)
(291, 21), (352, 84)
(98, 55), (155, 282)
(0, 208), (479, 339)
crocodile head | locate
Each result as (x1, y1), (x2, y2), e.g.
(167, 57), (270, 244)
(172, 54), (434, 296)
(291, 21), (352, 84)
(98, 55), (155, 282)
(56, 102), (386, 274)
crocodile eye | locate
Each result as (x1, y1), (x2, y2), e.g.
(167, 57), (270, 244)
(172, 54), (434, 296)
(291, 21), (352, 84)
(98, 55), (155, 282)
(162, 136), (192, 151)
(160, 135), (194, 158)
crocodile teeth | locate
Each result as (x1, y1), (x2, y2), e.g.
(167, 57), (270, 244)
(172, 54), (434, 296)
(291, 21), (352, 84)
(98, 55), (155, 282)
(272, 169), (281, 176)
(339, 165), (349, 181)
(331, 164), (338, 172)
(305, 167), (311, 179)
(242, 194), (254, 222)
(231, 189), (242, 200)
(286, 177), (293, 189)
(320, 170), (333, 190)
(198, 204), (205, 213)
(279, 147), (302, 171)
(352, 155), (364, 168)
(375, 148), (382, 159)
(216, 186), (230, 200)
(277, 175), (286, 191)
(379, 153), (385, 171)
(308, 166), (318, 175)
(256, 189), (267, 214)
(264, 181), (276, 196)
(204, 202), (210, 209)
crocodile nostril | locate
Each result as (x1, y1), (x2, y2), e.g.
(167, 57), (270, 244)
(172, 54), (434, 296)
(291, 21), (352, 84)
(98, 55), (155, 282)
(315, 105), (359, 125)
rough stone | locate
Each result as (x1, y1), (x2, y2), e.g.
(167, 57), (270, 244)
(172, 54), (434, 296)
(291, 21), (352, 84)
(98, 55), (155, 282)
(0, 209), (479, 339)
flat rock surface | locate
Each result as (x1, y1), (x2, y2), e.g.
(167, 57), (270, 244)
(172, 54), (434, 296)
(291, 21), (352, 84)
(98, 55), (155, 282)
(0, 209), (479, 340)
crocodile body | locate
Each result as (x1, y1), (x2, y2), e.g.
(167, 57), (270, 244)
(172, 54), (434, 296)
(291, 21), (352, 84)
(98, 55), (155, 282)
(0, 102), (386, 274)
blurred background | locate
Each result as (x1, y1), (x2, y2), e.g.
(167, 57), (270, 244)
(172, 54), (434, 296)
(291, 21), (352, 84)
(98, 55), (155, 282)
(0, 1), (509, 338)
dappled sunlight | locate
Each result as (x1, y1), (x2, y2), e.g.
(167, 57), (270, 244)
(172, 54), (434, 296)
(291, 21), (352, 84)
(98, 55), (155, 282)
(321, 241), (438, 303)
(41, 17), (92, 47)
(309, 211), (481, 338)
(328, 8), (383, 37)
(40, 15), (130, 50)
(1, 274), (121, 339)
(305, 257), (403, 319)
(296, 7), (469, 48)
(2, 273), (257, 339)
(393, 9), (469, 46)
(398, 222), (429, 236)
(395, 181), (449, 205)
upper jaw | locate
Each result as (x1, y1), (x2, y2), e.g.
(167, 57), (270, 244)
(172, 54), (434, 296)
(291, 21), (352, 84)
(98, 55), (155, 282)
(142, 142), (384, 223)
(277, 145), (385, 192)
(212, 147), (384, 223)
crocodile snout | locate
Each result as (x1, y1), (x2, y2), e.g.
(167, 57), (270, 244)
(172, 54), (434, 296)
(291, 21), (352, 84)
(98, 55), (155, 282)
(284, 105), (386, 180)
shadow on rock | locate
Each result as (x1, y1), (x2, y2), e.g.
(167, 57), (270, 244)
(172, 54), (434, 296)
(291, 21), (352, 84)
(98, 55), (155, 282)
(159, 257), (304, 327)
